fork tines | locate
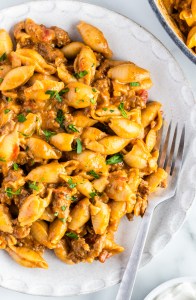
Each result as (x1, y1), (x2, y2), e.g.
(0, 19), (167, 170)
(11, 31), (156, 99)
(158, 121), (185, 176)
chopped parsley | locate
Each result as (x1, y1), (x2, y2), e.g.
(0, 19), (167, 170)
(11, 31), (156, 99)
(61, 206), (66, 211)
(28, 182), (39, 191)
(56, 109), (65, 127)
(6, 97), (12, 102)
(89, 192), (97, 199)
(102, 107), (108, 111)
(118, 102), (128, 118)
(43, 129), (56, 142)
(0, 52), (7, 62)
(45, 90), (65, 102)
(130, 81), (140, 87)
(87, 170), (100, 179)
(106, 153), (123, 165)
(71, 195), (78, 202)
(65, 232), (78, 240)
(0, 78), (3, 83)
(5, 188), (21, 198)
(68, 178), (77, 189)
(54, 212), (59, 217)
(90, 98), (96, 104)
(76, 138), (82, 154)
(4, 109), (10, 114)
(17, 114), (27, 123)
(92, 88), (97, 93)
(0, 157), (6, 162)
(59, 217), (66, 223)
(110, 109), (115, 113)
(18, 131), (30, 137)
(68, 124), (79, 132)
(13, 163), (19, 171)
(75, 87), (79, 92)
(74, 70), (88, 79)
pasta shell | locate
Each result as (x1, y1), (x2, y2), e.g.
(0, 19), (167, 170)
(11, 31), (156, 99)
(77, 21), (113, 58)
(65, 82), (98, 109)
(50, 133), (75, 151)
(109, 201), (127, 231)
(27, 137), (61, 159)
(31, 220), (54, 249)
(72, 111), (97, 127)
(74, 46), (97, 85)
(145, 129), (157, 152)
(18, 194), (46, 226)
(18, 113), (38, 136)
(86, 136), (130, 155)
(48, 219), (67, 245)
(90, 200), (111, 235)
(81, 127), (106, 141)
(73, 176), (94, 197)
(0, 66), (35, 91)
(92, 176), (109, 193)
(146, 168), (168, 193)
(0, 204), (13, 233)
(70, 150), (108, 174)
(24, 79), (64, 101)
(54, 239), (74, 264)
(28, 73), (59, 85)
(0, 29), (13, 56)
(107, 63), (152, 85)
(26, 162), (67, 183)
(0, 65), (12, 80)
(106, 175), (135, 203)
(6, 244), (48, 269)
(61, 42), (85, 59)
(15, 48), (56, 74)
(68, 198), (90, 231)
(0, 126), (19, 162)
(141, 101), (161, 128)
(109, 118), (143, 139)
(124, 140), (151, 169)
(187, 26), (196, 49)
(57, 64), (77, 84)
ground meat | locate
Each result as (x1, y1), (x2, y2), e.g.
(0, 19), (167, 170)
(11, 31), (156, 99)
(13, 222), (30, 239)
(70, 238), (90, 260)
(52, 187), (72, 219)
(93, 78), (111, 106)
(36, 43), (64, 62)
(138, 180), (149, 197)
(50, 26), (71, 47)
(0, 120), (15, 136)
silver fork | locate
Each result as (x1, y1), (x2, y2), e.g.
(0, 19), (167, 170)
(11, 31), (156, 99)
(116, 121), (185, 300)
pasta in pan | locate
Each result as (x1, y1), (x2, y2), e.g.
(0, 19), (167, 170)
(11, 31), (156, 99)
(0, 19), (167, 268)
(161, 0), (196, 52)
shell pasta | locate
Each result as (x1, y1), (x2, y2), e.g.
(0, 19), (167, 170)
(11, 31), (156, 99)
(0, 19), (167, 268)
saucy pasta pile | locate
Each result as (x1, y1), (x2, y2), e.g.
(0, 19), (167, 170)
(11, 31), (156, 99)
(0, 19), (167, 268)
(163, 0), (196, 53)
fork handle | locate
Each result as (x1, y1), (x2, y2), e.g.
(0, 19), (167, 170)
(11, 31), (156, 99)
(116, 208), (154, 300)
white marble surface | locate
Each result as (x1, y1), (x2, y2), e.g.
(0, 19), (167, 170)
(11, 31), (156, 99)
(0, 0), (195, 299)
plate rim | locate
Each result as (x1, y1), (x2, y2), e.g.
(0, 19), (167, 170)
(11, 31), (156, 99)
(0, 0), (195, 296)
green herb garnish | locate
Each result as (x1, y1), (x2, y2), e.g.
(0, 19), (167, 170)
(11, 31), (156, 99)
(68, 178), (77, 189)
(118, 102), (128, 118)
(6, 97), (12, 102)
(56, 109), (65, 127)
(102, 107), (108, 111)
(54, 212), (59, 217)
(60, 88), (69, 95)
(5, 188), (21, 198)
(0, 78), (3, 83)
(4, 109), (10, 114)
(74, 70), (88, 79)
(45, 90), (63, 102)
(68, 124), (79, 132)
(65, 232), (78, 239)
(43, 129), (56, 142)
(0, 157), (6, 162)
(61, 206), (66, 211)
(130, 82), (140, 87)
(110, 109), (115, 113)
(106, 153), (123, 165)
(71, 195), (78, 202)
(89, 192), (97, 199)
(59, 217), (66, 223)
(13, 163), (19, 171)
(18, 131), (30, 137)
(90, 98), (96, 104)
(17, 114), (27, 123)
(75, 87), (79, 92)
(0, 53), (7, 62)
(76, 138), (82, 154)
(92, 88), (97, 92)
(87, 170), (100, 179)
(28, 182), (39, 191)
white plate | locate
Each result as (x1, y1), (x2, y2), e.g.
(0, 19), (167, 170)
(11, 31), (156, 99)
(0, 1), (196, 296)
(144, 277), (196, 300)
